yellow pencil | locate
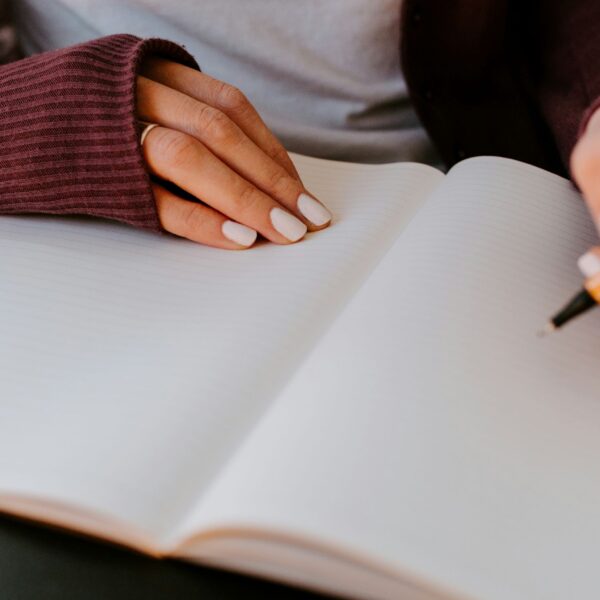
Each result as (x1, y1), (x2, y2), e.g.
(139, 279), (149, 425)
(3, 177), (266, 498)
(539, 248), (600, 335)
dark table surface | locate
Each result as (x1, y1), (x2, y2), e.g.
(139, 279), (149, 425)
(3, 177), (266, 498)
(0, 514), (331, 600)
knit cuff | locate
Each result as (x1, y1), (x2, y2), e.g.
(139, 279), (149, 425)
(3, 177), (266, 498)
(0, 34), (200, 231)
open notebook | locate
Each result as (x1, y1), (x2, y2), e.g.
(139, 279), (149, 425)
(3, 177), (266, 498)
(1, 154), (600, 600)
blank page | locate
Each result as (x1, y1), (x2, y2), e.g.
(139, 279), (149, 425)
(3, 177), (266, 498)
(185, 157), (600, 600)
(0, 154), (441, 544)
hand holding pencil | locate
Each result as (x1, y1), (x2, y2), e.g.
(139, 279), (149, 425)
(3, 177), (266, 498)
(541, 248), (600, 334)
(543, 106), (600, 333)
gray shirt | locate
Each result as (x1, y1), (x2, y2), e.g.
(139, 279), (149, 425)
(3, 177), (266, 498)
(13, 0), (439, 164)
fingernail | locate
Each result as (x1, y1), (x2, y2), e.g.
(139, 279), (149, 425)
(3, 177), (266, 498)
(297, 193), (332, 226)
(222, 220), (257, 247)
(270, 207), (307, 242)
(578, 249), (600, 277)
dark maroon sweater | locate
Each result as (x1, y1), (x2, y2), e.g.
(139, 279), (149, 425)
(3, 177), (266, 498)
(1, 1), (599, 231)
(401, 0), (600, 174)
(0, 34), (199, 231)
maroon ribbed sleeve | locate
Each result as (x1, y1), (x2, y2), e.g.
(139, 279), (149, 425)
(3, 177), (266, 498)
(0, 34), (200, 230)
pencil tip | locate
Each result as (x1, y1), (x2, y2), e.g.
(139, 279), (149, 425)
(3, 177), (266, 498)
(537, 322), (556, 338)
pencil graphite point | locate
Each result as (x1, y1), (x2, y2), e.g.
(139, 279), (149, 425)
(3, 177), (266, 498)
(537, 322), (556, 338)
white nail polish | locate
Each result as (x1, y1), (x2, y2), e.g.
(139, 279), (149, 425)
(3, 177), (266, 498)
(578, 250), (600, 277)
(222, 220), (257, 247)
(270, 207), (307, 242)
(297, 193), (332, 226)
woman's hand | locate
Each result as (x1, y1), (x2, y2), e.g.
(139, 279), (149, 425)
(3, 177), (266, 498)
(572, 106), (600, 232)
(136, 58), (332, 249)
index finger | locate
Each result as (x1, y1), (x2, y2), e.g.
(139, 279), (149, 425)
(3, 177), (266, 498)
(140, 58), (301, 180)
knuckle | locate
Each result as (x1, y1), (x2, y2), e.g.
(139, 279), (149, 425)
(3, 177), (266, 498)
(195, 105), (236, 143)
(235, 184), (262, 214)
(151, 128), (196, 170)
(181, 203), (206, 233)
(215, 82), (250, 114)
(271, 144), (293, 168)
(267, 168), (298, 197)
